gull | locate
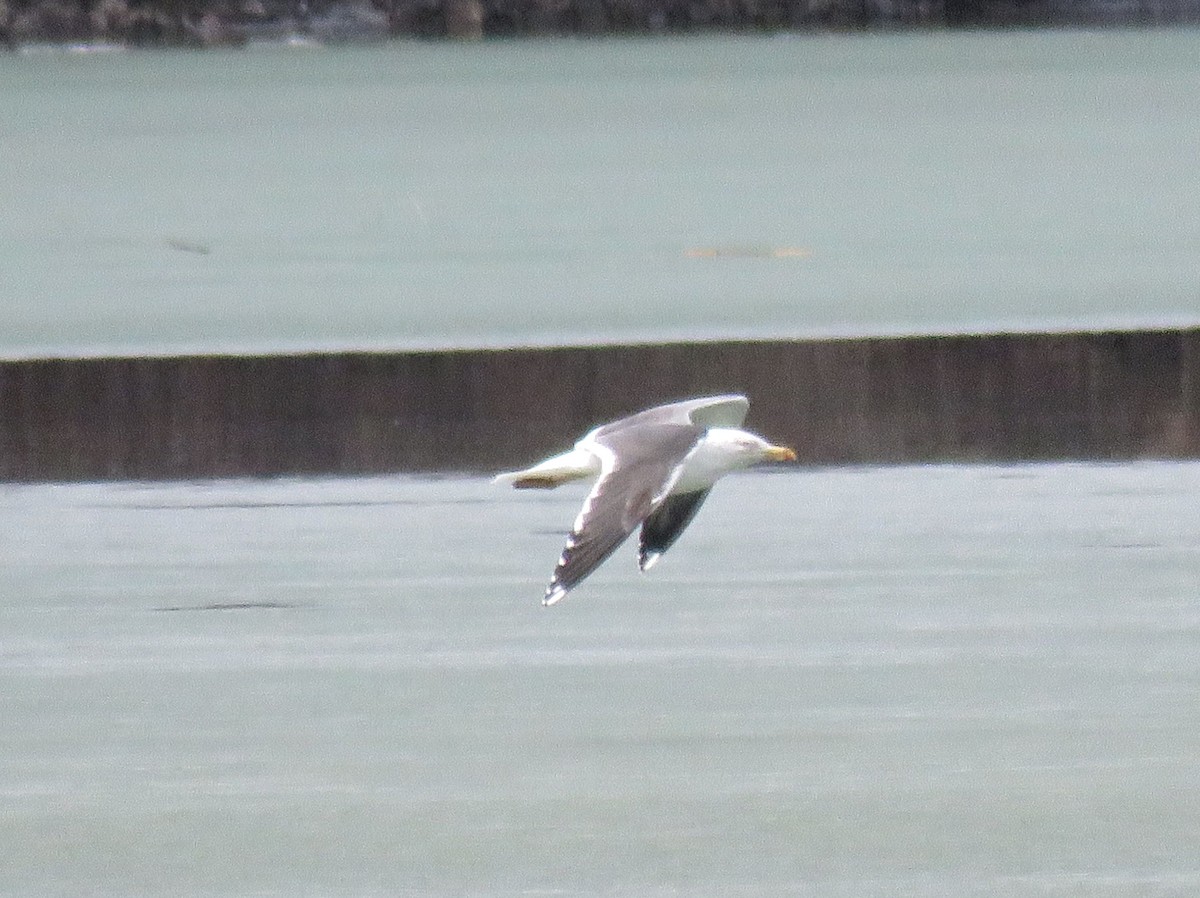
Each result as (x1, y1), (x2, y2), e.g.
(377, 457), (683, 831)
(495, 394), (796, 605)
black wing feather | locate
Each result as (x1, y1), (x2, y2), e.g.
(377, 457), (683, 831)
(638, 488), (711, 570)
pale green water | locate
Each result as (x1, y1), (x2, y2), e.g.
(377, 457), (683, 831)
(3, 464), (1199, 895)
(5, 30), (1200, 359)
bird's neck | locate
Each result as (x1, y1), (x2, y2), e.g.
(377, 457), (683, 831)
(674, 428), (754, 492)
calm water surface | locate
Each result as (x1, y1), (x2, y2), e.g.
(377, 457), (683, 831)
(5, 30), (1200, 358)
(2, 463), (1199, 895)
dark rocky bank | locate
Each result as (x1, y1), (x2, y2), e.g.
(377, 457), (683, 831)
(3, 0), (1199, 45)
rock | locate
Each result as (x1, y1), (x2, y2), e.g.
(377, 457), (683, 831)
(307, 0), (390, 41)
(444, 0), (484, 36)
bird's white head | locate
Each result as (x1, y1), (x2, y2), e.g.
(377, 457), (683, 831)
(705, 428), (798, 468)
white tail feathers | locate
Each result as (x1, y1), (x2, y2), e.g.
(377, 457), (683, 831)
(493, 446), (600, 490)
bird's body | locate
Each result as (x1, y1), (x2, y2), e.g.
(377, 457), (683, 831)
(495, 395), (796, 605)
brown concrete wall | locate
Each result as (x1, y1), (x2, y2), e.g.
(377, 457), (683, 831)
(2, 328), (1198, 482)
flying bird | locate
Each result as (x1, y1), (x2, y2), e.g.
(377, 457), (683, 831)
(495, 394), (797, 605)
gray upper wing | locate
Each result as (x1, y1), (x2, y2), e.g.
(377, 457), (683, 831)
(592, 395), (748, 441)
(544, 423), (702, 605)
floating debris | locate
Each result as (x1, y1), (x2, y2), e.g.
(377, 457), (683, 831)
(165, 237), (212, 255)
(685, 246), (812, 259)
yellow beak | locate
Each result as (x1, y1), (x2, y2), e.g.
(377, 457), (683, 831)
(764, 445), (798, 463)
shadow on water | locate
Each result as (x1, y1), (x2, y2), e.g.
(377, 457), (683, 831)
(89, 497), (498, 510)
(154, 601), (310, 612)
